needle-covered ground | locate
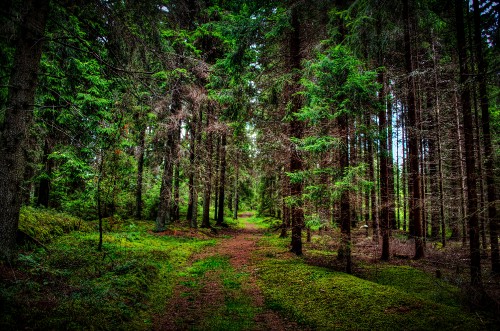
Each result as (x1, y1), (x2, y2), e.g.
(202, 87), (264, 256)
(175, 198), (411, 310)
(0, 208), (496, 330)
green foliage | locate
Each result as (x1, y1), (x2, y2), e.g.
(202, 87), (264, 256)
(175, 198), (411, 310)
(299, 44), (380, 122)
(1, 218), (215, 330)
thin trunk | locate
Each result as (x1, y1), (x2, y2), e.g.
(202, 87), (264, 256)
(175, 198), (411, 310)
(379, 71), (390, 261)
(455, 0), (482, 286)
(456, 97), (467, 245)
(214, 135), (220, 221)
(387, 93), (396, 231)
(233, 152), (239, 220)
(97, 153), (105, 251)
(172, 123), (181, 222)
(473, 89), (487, 254)
(280, 168), (290, 238)
(217, 133), (227, 226)
(135, 126), (146, 219)
(156, 133), (174, 231)
(402, 109), (408, 233)
(187, 121), (196, 223)
(432, 37), (447, 246)
(201, 108), (213, 228)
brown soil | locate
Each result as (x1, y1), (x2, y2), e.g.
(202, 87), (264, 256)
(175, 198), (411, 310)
(154, 216), (303, 331)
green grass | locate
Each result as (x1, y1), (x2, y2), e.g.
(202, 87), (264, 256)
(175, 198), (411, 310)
(189, 257), (258, 331)
(255, 235), (492, 331)
(1, 213), (215, 330)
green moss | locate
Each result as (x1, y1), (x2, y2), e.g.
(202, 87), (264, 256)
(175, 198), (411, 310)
(256, 236), (492, 331)
(18, 206), (92, 243)
(1, 219), (215, 330)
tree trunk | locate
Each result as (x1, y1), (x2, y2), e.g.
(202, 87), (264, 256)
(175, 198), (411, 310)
(217, 133), (227, 226)
(0, 0), (49, 261)
(378, 71), (390, 261)
(338, 114), (352, 273)
(172, 123), (181, 222)
(135, 126), (146, 219)
(233, 151), (239, 220)
(288, 6), (304, 256)
(156, 133), (174, 231)
(473, 0), (499, 274)
(201, 107), (213, 228)
(455, 0), (482, 287)
(403, 0), (424, 259)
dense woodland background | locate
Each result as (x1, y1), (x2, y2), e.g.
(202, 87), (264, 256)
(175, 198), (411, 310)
(1, 0), (500, 328)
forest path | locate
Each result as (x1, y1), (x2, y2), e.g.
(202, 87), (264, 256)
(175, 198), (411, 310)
(155, 214), (300, 330)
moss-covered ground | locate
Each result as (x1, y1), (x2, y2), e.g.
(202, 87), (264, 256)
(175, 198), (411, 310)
(0, 209), (495, 330)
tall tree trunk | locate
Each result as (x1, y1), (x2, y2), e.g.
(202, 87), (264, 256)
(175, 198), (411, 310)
(473, 0), (499, 274)
(455, 97), (467, 244)
(187, 120), (196, 223)
(473, 90), (487, 254)
(387, 94), (396, 231)
(431, 37), (447, 246)
(0, 0), (49, 261)
(378, 71), (390, 261)
(366, 114), (378, 240)
(280, 168), (290, 238)
(233, 151), (239, 220)
(216, 133), (227, 226)
(213, 135), (220, 221)
(172, 123), (181, 222)
(156, 133), (174, 231)
(427, 93), (440, 240)
(135, 126), (146, 219)
(403, 0), (424, 259)
(201, 107), (213, 228)
(338, 114), (352, 272)
(455, 0), (482, 287)
(288, 6), (304, 256)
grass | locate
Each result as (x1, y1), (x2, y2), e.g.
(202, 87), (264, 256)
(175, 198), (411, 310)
(175, 255), (258, 331)
(255, 235), (493, 331)
(1, 211), (216, 330)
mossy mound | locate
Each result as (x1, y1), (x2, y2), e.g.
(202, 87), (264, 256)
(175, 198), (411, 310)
(19, 206), (92, 243)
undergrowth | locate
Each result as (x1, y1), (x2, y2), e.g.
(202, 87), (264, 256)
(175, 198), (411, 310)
(1, 210), (215, 330)
(18, 206), (93, 243)
(255, 235), (493, 330)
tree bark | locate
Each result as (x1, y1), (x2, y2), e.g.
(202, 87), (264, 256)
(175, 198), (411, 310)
(378, 71), (390, 261)
(455, 0), (482, 287)
(0, 0), (49, 261)
(288, 6), (304, 256)
(216, 133), (227, 226)
(473, 0), (499, 274)
(403, 0), (424, 259)
(135, 126), (146, 219)
(201, 107), (213, 228)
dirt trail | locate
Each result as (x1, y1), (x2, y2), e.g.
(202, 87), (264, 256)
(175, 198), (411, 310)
(155, 216), (300, 331)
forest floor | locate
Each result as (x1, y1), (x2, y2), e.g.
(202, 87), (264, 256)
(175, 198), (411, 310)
(152, 213), (498, 330)
(155, 213), (303, 330)
(1, 208), (498, 330)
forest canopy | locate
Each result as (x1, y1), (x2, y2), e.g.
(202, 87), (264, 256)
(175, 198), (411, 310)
(0, 0), (499, 328)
